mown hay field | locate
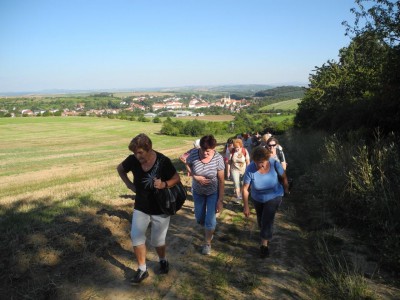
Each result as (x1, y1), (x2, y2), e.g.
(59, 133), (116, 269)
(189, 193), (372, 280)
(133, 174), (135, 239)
(0, 117), (198, 204)
(0, 117), (228, 298)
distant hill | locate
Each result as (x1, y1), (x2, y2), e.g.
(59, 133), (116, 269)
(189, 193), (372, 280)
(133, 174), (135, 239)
(254, 86), (305, 98)
(0, 84), (307, 97)
(159, 84), (276, 94)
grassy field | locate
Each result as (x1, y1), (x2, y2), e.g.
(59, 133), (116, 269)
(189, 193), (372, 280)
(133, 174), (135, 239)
(268, 114), (295, 123)
(0, 117), (225, 201)
(259, 98), (301, 111)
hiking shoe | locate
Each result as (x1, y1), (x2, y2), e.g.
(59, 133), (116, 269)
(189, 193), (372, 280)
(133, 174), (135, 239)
(159, 260), (169, 274)
(260, 245), (269, 258)
(130, 269), (149, 285)
(233, 198), (241, 204)
(202, 244), (211, 255)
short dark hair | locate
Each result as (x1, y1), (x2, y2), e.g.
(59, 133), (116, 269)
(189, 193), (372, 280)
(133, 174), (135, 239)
(251, 146), (271, 162)
(128, 133), (152, 152)
(200, 135), (217, 150)
(266, 137), (279, 145)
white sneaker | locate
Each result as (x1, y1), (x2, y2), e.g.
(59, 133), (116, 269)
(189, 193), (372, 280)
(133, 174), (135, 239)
(202, 244), (211, 255)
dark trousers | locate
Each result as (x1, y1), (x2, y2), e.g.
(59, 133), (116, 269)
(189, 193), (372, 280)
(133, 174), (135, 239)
(252, 196), (282, 241)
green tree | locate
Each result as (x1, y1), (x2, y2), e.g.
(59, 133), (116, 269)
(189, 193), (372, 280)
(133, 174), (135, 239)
(295, 30), (392, 132)
(161, 122), (180, 136)
(344, 0), (400, 46)
(183, 120), (205, 136)
(233, 112), (257, 134)
(153, 116), (161, 123)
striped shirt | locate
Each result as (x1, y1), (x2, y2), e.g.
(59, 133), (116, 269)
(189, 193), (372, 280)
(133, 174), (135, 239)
(187, 149), (225, 195)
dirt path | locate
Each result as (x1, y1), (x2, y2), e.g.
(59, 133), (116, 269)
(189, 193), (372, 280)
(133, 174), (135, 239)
(54, 174), (313, 300)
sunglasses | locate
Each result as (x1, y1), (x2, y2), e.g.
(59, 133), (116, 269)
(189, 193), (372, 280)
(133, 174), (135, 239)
(267, 144), (277, 147)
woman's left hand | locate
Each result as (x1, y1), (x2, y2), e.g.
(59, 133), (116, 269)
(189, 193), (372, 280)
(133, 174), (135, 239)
(243, 204), (250, 217)
(193, 175), (211, 185)
(216, 199), (223, 214)
(154, 178), (166, 189)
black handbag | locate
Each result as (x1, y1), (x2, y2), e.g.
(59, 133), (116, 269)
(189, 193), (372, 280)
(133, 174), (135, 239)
(155, 181), (187, 215)
(155, 157), (187, 215)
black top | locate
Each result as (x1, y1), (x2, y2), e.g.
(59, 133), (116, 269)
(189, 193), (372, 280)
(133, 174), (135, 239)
(121, 151), (177, 215)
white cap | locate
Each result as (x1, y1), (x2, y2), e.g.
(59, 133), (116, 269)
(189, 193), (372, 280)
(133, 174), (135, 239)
(193, 139), (201, 148)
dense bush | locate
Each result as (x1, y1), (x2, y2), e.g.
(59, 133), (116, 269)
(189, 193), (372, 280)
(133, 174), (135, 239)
(282, 128), (400, 298)
(285, 128), (400, 271)
(160, 118), (228, 137)
(182, 119), (205, 136)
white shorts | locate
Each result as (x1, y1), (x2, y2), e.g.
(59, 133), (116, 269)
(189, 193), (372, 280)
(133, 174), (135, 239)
(130, 209), (171, 247)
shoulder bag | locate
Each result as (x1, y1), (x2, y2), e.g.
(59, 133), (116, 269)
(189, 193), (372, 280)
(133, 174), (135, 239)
(155, 158), (187, 215)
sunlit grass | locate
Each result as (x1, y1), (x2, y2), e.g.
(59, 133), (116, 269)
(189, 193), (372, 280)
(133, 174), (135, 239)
(0, 117), (199, 198)
(259, 98), (301, 111)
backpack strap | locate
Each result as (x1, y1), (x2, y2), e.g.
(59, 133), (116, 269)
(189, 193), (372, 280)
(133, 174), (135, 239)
(229, 148), (234, 161)
(230, 147), (247, 161)
(276, 147), (285, 163)
(274, 160), (278, 174)
(274, 160), (283, 184)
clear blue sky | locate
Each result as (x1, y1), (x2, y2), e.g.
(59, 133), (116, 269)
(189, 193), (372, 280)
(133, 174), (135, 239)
(0, 0), (356, 93)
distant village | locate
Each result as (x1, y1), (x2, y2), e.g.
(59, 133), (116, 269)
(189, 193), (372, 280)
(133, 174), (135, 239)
(1, 95), (251, 118)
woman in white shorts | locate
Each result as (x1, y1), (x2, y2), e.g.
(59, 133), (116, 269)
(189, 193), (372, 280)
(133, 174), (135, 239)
(117, 133), (180, 285)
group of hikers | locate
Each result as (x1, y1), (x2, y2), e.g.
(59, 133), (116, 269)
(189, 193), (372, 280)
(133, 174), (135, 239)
(117, 132), (290, 285)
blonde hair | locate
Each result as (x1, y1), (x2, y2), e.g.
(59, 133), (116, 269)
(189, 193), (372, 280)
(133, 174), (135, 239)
(262, 133), (272, 142)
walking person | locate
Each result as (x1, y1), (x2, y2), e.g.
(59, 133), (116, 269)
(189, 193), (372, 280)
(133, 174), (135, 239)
(223, 138), (234, 180)
(179, 138), (201, 176)
(266, 136), (287, 170)
(242, 133), (253, 156)
(117, 133), (181, 284)
(226, 138), (250, 203)
(242, 146), (289, 258)
(186, 135), (225, 255)
(259, 133), (272, 148)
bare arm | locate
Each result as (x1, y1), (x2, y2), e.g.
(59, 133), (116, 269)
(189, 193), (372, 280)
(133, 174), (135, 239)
(117, 163), (136, 192)
(184, 162), (192, 176)
(226, 160), (231, 178)
(216, 169), (225, 213)
(179, 151), (189, 163)
(242, 183), (250, 217)
(245, 149), (250, 167)
(281, 171), (290, 194)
